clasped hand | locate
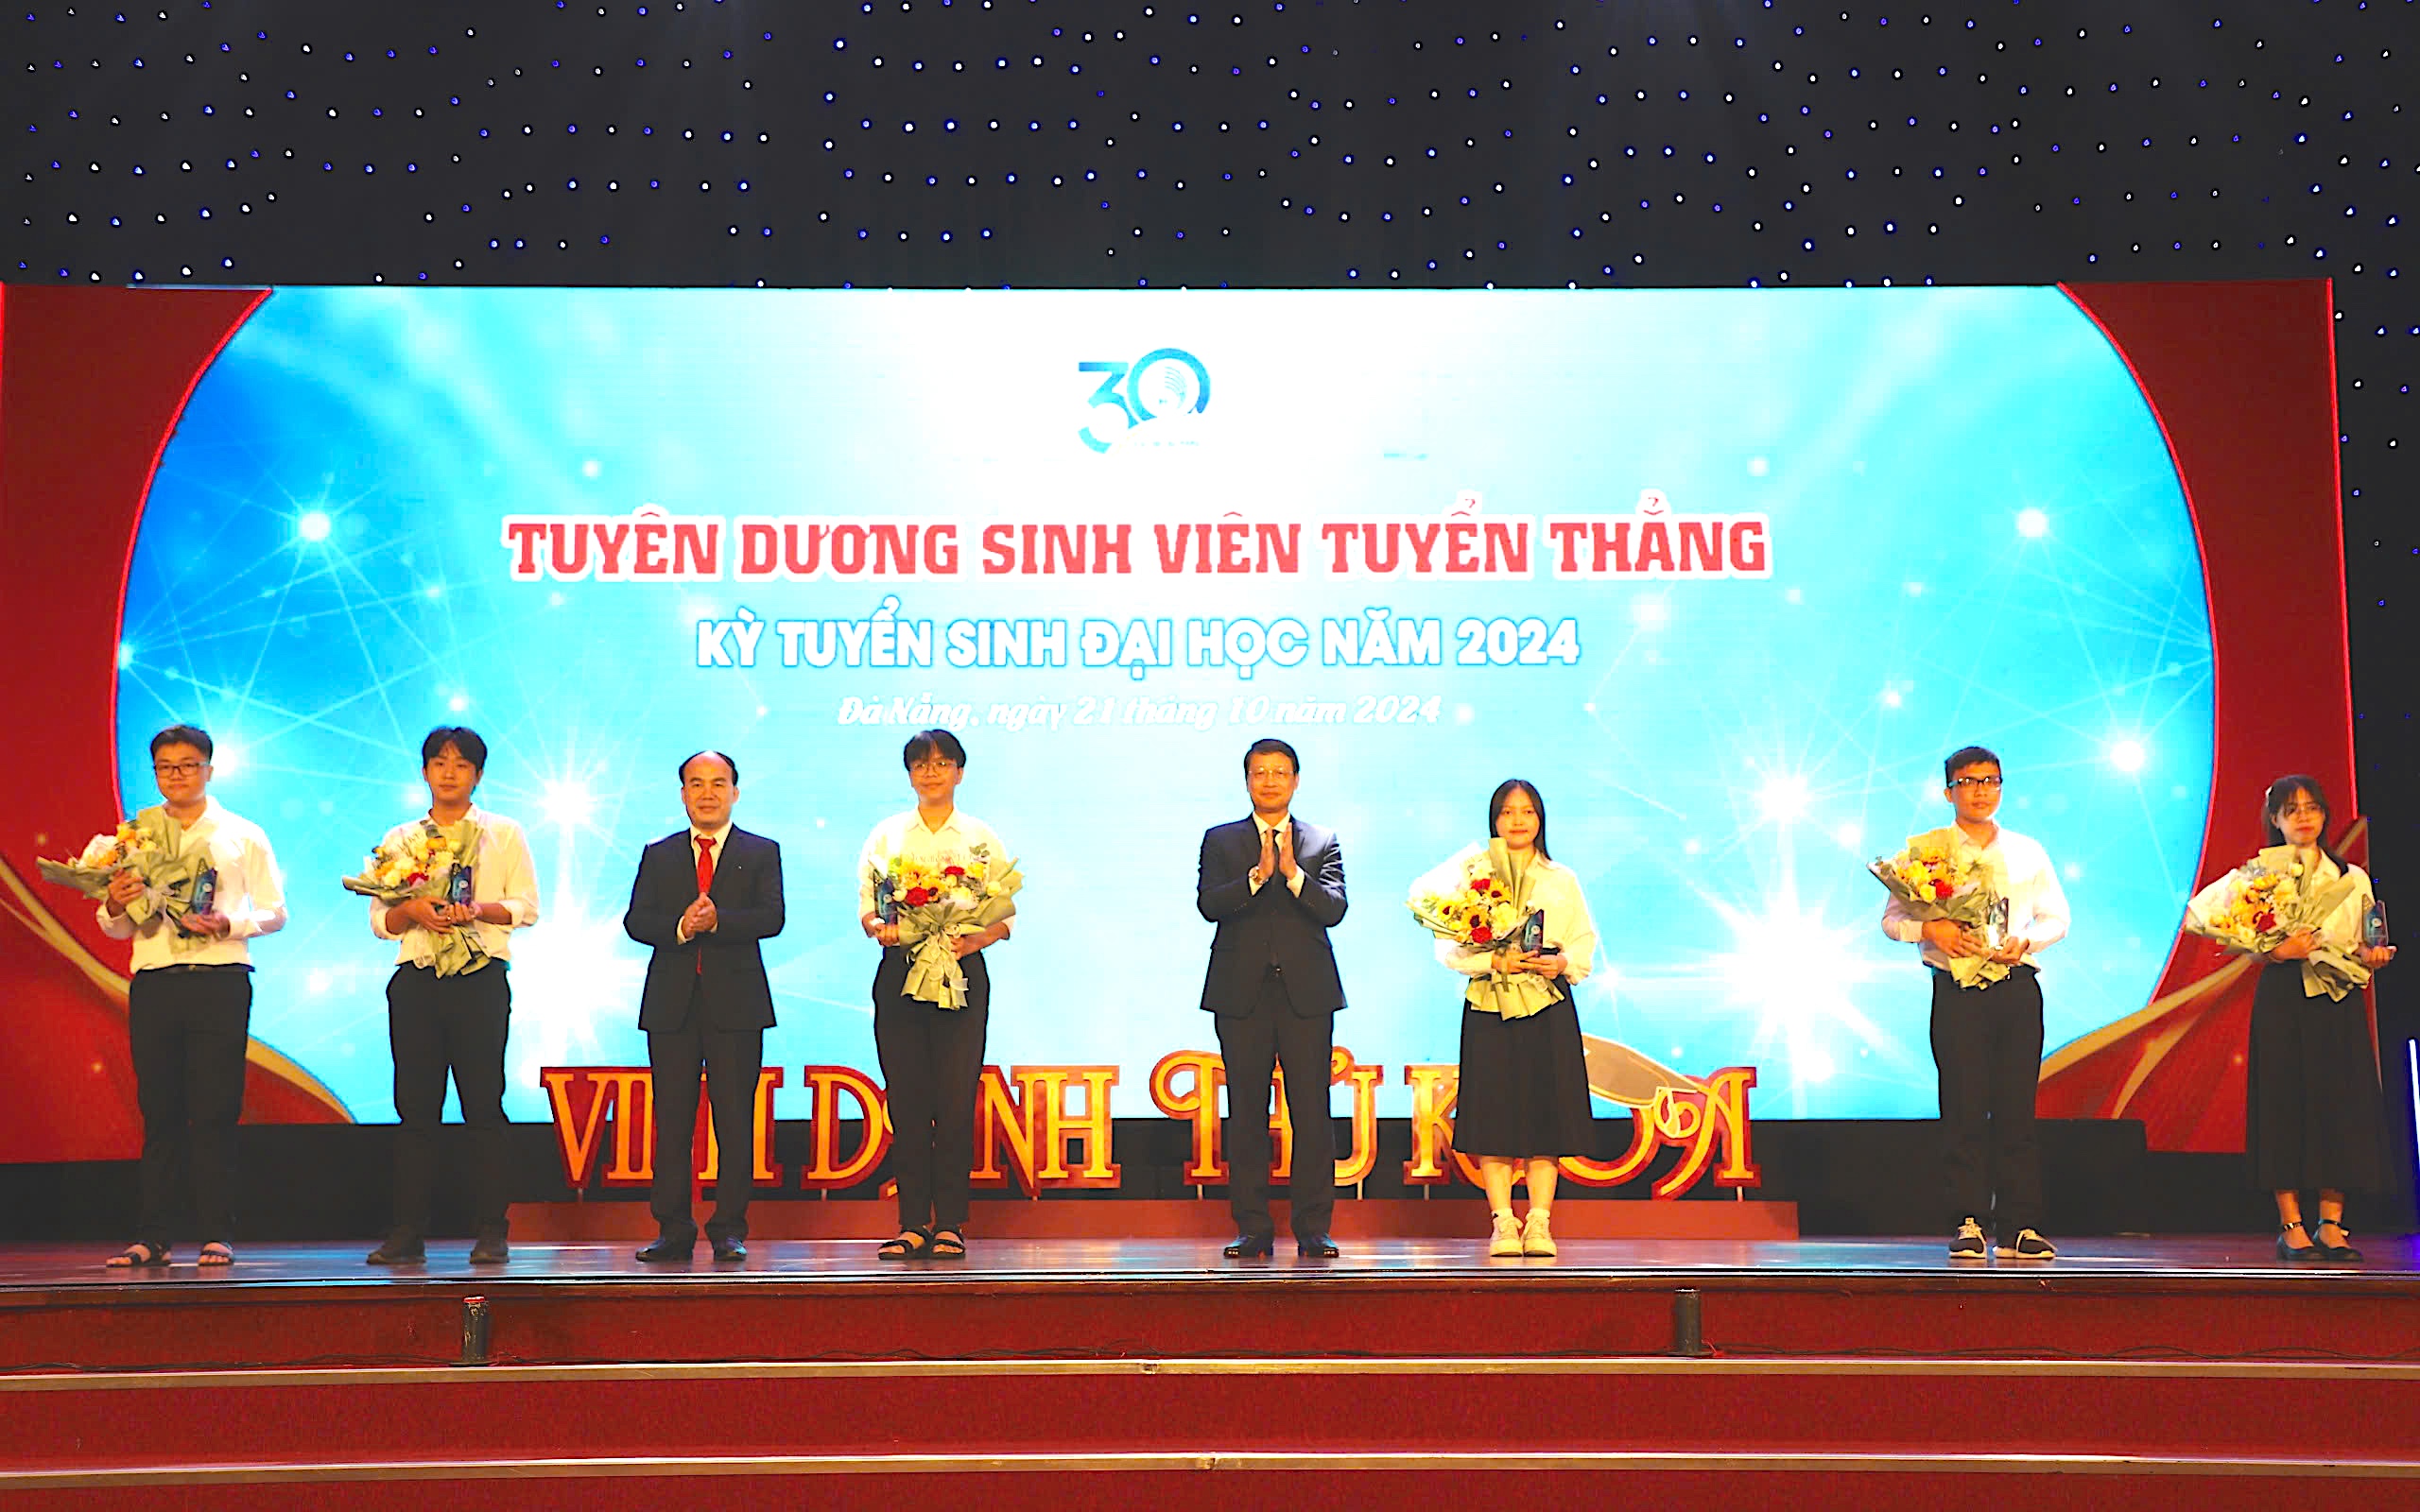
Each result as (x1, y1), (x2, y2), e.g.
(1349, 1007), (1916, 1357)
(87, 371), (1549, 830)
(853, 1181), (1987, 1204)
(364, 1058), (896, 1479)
(1491, 947), (1565, 977)
(2268, 929), (2396, 969)
(1921, 919), (2028, 964)
(1253, 827), (1299, 887)
(390, 897), (479, 934)
(681, 895), (718, 938)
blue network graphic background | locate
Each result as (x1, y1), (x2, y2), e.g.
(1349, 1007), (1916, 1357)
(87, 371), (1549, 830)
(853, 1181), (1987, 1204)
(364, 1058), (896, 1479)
(118, 287), (2210, 1123)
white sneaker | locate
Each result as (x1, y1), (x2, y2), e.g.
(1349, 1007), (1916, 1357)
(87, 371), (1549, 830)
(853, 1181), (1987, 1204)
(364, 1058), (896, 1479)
(1487, 1212), (1523, 1257)
(1521, 1209), (1557, 1258)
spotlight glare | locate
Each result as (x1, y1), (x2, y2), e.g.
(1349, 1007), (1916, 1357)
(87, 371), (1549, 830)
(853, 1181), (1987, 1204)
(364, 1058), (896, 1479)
(2015, 507), (2049, 539)
(1632, 596), (1670, 630)
(541, 779), (596, 828)
(297, 509), (332, 542)
(2109, 738), (2148, 774)
(1756, 774), (1809, 823)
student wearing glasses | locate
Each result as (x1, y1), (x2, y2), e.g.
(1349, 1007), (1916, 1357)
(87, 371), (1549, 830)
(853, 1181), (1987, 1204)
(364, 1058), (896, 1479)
(97, 724), (287, 1268)
(1880, 746), (2071, 1262)
(857, 729), (1014, 1261)
(2187, 776), (2395, 1262)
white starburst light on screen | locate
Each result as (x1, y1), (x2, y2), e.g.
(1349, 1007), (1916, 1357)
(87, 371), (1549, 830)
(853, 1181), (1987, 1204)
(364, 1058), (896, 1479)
(1692, 882), (1906, 1115)
(1632, 597), (1671, 630)
(297, 509), (333, 543)
(2109, 737), (2148, 774)
(1755, 774), (1810, 824)
(1833, 821), (1863, 850)
(540, 778), (596, 828)
(2015, 507), (2049, 539)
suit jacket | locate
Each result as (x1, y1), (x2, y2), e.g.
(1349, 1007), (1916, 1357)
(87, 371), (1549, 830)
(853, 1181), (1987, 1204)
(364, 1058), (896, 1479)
(624, 826), (786, 1033)
(1197, 816), (1348, 1018)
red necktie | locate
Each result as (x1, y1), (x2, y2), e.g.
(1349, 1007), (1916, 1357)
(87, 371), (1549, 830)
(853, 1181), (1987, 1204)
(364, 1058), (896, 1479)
(693, 834), (716, 974)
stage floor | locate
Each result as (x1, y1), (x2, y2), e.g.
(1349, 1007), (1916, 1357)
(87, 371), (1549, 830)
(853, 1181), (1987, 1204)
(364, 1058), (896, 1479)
(3, 1233), (2416, 1291)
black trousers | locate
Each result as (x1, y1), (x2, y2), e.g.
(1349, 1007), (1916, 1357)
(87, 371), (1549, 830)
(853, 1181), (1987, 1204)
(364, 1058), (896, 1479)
(386, 962), (510, 1242)
(647, 988), (765, 1245)
(127, 964), (251, 1247)
(1215, 968), (1338, 1240)
(872, 948), (991, 1232)
(1930, 964), (2045, 1235)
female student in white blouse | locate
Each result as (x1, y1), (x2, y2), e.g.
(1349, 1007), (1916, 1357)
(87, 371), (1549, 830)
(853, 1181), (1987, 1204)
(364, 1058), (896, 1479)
(1421, 780), (1601, 1258)
(856, 729), (1013, 1262)
(2187, 775), (2394, 1263)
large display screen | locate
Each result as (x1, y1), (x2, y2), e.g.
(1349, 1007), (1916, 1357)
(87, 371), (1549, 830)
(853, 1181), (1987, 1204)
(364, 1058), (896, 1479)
(110, 286), (2210, 1123)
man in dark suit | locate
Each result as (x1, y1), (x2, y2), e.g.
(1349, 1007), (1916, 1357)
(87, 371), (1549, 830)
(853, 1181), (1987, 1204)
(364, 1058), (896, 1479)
(623, 750), (786, 1263)
(1198, 738), (1349, 1259)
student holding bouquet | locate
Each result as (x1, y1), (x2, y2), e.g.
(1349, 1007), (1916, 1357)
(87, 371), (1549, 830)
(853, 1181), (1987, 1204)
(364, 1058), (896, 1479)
(97, 724), (287, 1268)
(1879, 746), (2070, 1261)
(1412, 780), (1599, 1257)
(857, 729), (1018, 1261)
(362, 728), (540, 1266)
(2185, 776), (2394, 1262)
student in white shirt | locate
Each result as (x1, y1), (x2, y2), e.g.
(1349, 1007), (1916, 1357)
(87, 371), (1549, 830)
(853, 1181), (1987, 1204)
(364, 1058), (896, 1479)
(1419, 780), (1602, 1259)
(97, 724), (286, 1268)
(1880, 746), (2071, 1262)
(2185, 775), (2394, 1262)
(857, 729), (1013, 1262)
(364, 728), (541, 1267)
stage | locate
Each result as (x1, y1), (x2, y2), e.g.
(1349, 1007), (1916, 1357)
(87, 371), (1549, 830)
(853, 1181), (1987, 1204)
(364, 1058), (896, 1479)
(3, 1235), (2418, 1504)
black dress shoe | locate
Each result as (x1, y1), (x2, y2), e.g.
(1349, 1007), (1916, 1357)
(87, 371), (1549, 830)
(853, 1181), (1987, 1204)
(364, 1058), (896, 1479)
(1295, 1233), (1340, 1259)
(1222, 1233), (1275, 1259)
(635, 1237), (696, 1263)
(469, 1232), (510, 1264)
(710, 1237), (748, 1263)
(365, 1237), (425, 1265)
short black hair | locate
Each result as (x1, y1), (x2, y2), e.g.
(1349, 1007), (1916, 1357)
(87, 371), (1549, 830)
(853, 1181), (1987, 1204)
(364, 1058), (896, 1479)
(903, 728), (967, 769)
(1943, 746), (2001, 784)
(148, 724), (213, 761)
(1243, 737), (1299, 775)
(680, 750), (739, 784)
(421, 726), (488, 773)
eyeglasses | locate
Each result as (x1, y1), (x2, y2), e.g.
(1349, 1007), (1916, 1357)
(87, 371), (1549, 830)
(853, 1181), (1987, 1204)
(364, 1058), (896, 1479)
(2277, 803), (2325, 818)
(1947, 775), (2003, 790)
(908, 759), (960, 775)
(152, 761), (206, 778)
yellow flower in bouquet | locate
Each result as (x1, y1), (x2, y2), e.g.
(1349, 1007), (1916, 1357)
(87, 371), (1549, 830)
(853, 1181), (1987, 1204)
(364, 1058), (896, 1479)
(1409, 866), (1525, 948)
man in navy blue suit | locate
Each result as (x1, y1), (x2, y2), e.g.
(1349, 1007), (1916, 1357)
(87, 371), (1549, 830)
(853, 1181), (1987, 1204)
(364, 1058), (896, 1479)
(1198, 738), (1349, 1259)
(623, 750), (785, 1263)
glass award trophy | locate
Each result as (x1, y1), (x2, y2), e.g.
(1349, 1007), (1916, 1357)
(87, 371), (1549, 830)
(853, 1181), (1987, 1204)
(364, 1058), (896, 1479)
(875, 874), (898, 927)
(2363, 899), (2391, 950)
(448, 863), (475, 909)
(1516, 909), (1547, 954)
(1981, 897), (2011, 953)
(180, 867), (218, 935)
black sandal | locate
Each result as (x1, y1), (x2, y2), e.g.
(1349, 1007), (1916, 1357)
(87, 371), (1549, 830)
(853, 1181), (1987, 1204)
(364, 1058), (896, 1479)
(876, 1226), (934, 1261)
(2314, 1219), (2363, 1263)
(2276, 1220), (2320, 1262)
(928, 1228), (967, 1259)
(105, 1241), (170, 1269)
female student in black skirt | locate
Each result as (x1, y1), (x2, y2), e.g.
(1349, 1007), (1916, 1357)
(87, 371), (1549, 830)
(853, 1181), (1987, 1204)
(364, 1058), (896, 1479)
(2188, 775), (2394, 1263)
(1420, 779), (1600, 1258)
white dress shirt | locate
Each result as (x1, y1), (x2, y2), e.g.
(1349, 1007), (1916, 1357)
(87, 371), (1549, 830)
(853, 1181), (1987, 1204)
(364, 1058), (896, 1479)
(857, 807), (1011, 922)
(1245, 814), (1308, 898)
(96, 797), (287, 971)
(369, 804), (541, 966)
(1420, 844), (1601, 987)
(1881, 822), (2071, 972)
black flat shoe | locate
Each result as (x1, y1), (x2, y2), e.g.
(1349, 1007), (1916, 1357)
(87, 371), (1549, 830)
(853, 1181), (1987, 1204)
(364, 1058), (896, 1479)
(635, 1237), (696, 1263)
(710, 1237), (747, 1263)
(2314, 1221), (2363, 1263)
(2275, 1220), (2321, 1263)
(1222, 1232), (1274, 1259)
(1295, 1233), (1340, 1259)
(365, 1237), (426, 1266)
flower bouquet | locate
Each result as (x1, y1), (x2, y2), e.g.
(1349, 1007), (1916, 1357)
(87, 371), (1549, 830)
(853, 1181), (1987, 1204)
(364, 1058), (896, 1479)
(1408, 839), (1558, 1019)
(342, 818), (489, 976)
(38, 811), (210, 944)
(1869, 829), (2011, 988)
(886, 844), (1023, 1009)
(2184, 850), (2368, 1000)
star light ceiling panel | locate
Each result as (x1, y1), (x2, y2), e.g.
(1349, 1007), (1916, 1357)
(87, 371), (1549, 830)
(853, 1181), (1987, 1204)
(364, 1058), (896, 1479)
(117, 285), (2205, 1122)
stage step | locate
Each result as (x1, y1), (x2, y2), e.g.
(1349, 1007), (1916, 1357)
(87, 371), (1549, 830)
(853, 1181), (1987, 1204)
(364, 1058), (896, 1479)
(6, 1358), (2418, 1474)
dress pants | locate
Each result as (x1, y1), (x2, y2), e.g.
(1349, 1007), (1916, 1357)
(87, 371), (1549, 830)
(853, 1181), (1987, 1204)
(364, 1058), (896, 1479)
(1216, 966), (1338, 1241)
(873, 947), (991, 1232)
(1929, 964), (2045, 1235)
(386, 962), (511, 1242)
(127, 964), (251, 1248)
(647, 985), (765, 1246)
